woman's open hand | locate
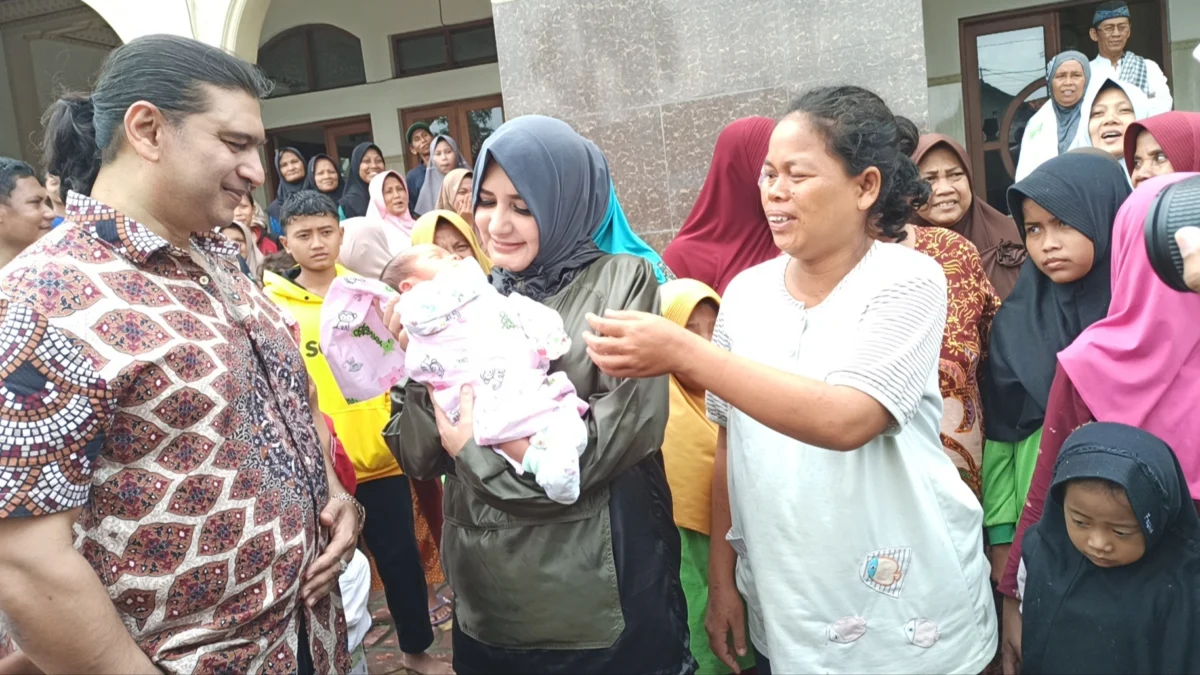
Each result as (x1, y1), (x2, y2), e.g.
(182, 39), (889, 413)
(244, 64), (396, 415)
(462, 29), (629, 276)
(583, 310), (692, 378)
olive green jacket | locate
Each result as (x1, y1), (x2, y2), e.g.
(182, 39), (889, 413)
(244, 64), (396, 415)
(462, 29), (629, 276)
(385, 254), (669, 650)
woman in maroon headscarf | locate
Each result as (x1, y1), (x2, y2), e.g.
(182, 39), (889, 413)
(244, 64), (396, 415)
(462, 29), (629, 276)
(1124, 111), (1200, 188)
(911, 134), (1026, 299)
(663, 117), (779, 294)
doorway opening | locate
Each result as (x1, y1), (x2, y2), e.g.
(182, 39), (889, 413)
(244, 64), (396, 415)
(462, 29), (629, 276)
(959, 0), (1168, 212)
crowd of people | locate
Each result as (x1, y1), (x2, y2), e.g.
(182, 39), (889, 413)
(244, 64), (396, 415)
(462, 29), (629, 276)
(1, 0), (1199, 672)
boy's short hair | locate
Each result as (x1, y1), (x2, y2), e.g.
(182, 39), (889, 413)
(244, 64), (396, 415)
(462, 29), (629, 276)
(280, 190), (338, 230)
(263, 251), (296, 275)
(0, 157), (38, 205)
(380, 249), (420, 289)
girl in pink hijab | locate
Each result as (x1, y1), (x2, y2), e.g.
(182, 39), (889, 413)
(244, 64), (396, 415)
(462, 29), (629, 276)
(367, 169), (417, 254)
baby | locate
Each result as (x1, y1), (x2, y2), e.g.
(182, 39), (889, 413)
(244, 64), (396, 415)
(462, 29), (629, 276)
(321, 245), (588, 504)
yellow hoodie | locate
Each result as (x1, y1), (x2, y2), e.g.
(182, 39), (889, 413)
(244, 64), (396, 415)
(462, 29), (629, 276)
(264, 266), (401, 483)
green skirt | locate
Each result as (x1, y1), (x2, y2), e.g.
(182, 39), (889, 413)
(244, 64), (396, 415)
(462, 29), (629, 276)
(679, 527), (756, 675)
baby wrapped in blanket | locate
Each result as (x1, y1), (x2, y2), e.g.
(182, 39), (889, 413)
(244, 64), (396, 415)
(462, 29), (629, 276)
(320, 244), (588, 504)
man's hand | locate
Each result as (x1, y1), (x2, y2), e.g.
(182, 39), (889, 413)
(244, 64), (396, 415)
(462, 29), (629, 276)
(1175, 227), (1200, 293)
(301, 497), (360, 607)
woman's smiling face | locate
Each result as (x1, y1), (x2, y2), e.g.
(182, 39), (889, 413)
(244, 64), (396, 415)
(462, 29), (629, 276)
(475, 163), (540, 273)
(1089, 86), (1136, 158)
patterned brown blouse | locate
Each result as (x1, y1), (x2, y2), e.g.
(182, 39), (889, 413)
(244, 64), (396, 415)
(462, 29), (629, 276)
(911, 226), (1001, 500)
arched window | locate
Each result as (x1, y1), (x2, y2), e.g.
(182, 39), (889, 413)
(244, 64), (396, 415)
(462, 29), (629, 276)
(258, 24), (366, 98)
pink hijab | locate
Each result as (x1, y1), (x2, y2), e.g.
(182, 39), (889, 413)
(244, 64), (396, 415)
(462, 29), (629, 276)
(1058, 172), (1200, 491)
(367, 170), (416, 240)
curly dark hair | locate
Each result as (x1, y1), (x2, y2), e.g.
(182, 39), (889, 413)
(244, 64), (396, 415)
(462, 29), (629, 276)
(785, 86), (930, 242)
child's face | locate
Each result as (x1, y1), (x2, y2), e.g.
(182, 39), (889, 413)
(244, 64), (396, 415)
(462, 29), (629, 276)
(1021, 198), (1095, 284)
(1063, 480), (1146, 568)
(398, 245), (455, 293)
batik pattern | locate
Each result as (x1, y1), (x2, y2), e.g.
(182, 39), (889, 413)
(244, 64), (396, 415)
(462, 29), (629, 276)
(0, 193), (349, 674)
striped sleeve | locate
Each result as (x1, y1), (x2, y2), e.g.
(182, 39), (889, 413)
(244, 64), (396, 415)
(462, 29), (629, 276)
(825, 273), (946, 434)
(705, 303), (733, 427)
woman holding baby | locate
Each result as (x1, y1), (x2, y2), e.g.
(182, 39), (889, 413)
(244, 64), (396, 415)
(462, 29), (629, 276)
(385, 116), (694, 673)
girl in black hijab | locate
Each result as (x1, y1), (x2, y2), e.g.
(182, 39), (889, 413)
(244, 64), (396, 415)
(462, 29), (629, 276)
(266, 147), (306, 231)
(981, 152), (1130, 581)
(1020, 422), (1200, 674)
(303, 153), (344, 201)
(339, 142), (386, 219)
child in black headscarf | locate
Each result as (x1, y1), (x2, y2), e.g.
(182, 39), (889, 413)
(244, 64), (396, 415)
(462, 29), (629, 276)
(981, 152), (1131, 583)
(1019, 422), (1200, 674)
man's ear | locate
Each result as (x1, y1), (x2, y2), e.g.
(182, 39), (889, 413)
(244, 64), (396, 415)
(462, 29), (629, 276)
(123, 100), (169, 163)
(279, 235), (290, 255)
(1089, 27), (1100, 44)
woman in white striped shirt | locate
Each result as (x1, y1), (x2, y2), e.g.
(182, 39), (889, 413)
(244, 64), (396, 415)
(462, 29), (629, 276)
(585, 85), (997, 674)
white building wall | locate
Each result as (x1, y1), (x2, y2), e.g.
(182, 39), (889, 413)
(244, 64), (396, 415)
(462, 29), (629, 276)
(922, 0), (1200, 145)
(257, 0), (499, 170)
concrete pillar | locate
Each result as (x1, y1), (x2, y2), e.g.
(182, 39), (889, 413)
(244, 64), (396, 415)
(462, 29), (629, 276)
(490, 0), (930, 247)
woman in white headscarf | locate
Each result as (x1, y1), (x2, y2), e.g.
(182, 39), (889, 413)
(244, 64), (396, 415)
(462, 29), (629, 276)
(1074, 75), (1151, 171)
(366, 169), (418, 254)
(413, 135), (468, 217)
(1015, 51), (1092, 182)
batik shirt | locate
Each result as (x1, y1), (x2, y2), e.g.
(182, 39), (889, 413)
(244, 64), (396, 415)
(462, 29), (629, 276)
(0, 193), (349, 674)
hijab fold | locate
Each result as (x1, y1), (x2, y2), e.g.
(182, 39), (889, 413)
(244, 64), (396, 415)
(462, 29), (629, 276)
(472, 116), (608, 302)
(1057, 172), (1200, 494)
(663, 117), (779, 295)
(1048, 52), (1092, 155)
(660, 279), (720, 535)
(367, 170), (416, 254)
(592, 183), (674, 284)
(1021, 422), (1200, 675)
(983, 153), (1130, 442)
(338, 217), (394, 280)
(339, 142), (382, 220)
(411, 209), (492, 275)
(267, 147), (306, 224)
(912, 134), (1026, 298)
(1122, 111), (1200, 174)
(415, 136), (468, 216)
(302, 153), (344, 200)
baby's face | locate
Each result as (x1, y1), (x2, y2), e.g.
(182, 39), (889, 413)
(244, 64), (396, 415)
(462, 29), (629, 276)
(403, 245), (456, 288)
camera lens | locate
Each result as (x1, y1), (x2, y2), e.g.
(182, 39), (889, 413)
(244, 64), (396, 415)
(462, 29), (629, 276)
(1145, 175), (1200, 293)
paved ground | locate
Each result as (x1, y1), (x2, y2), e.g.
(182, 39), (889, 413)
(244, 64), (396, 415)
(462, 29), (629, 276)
(364, 590), (454, 674)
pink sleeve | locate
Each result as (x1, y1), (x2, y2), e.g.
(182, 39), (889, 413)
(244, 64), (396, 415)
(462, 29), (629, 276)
(1000, 363), (1094, 596)
(320, 276), (408, 402)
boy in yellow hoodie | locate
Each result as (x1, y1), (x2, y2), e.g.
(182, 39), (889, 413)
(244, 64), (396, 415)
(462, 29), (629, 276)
(264, 191), (447, 674)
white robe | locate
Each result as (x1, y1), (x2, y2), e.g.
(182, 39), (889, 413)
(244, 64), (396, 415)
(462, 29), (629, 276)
(1014, 100), (1085, 183)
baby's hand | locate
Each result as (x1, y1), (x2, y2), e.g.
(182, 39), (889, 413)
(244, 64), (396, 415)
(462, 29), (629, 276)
(379, 296), (403, 340)
(397, 328), (409, 351)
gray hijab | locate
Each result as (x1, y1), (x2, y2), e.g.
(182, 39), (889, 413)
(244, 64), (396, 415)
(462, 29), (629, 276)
(414, 135), (468, 216)
(472, 115), (610, 301)
(1047, 51), (1092, 154)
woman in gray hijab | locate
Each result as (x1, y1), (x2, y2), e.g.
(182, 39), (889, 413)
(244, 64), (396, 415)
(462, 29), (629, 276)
(388, 115), (695, 674)
(1015, 50), (1092, 181)
(412, 135), (468, 217)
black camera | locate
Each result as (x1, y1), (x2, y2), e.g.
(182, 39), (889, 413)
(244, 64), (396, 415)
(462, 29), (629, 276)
(1145, 174), (1200, 293)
